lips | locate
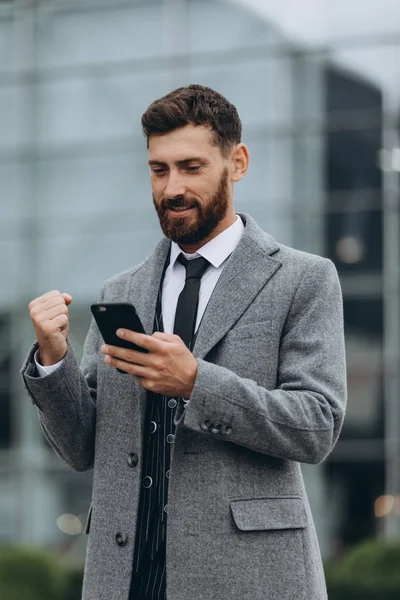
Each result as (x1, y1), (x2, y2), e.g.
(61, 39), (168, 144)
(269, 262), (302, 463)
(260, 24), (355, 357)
(168, 206), (196, 217)
(169, 205), (195, 211)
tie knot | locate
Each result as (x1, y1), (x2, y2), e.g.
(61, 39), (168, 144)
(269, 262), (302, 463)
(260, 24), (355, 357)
(177, 253), (210, 280)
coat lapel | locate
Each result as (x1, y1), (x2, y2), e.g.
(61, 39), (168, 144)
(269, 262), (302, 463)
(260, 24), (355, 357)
(126, 236), (170, 426)
(127, 236), (171, 337)
(192, 213), (282, 359)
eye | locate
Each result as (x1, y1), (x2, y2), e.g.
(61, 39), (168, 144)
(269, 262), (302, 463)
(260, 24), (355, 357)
(185, 165), (200, 172)
(152, 168), (167, 175)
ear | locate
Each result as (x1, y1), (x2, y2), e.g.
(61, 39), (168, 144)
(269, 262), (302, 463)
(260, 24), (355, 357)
(231, 144), (250, 182)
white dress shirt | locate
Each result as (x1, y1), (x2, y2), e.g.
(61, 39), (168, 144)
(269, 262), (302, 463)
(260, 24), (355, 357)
(35, 214), (244, 378)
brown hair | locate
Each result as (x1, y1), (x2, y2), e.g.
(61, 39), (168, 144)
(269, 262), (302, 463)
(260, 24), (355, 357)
(141, 84), (242, 157)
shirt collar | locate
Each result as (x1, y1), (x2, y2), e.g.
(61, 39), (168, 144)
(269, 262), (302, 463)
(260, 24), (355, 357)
(169, 214), (244, 269)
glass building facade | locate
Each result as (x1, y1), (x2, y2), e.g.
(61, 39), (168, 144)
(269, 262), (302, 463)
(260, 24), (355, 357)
(1, 0), (400, 561)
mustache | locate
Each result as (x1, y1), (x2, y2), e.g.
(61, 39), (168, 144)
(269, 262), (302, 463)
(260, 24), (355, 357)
(162, 198), (197, 210)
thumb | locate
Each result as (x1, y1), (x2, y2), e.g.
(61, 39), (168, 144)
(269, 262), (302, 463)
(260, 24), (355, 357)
(61, 292), (73, 306)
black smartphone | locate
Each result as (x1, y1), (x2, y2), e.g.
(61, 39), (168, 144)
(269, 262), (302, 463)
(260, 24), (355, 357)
(90, 303), (148, 374)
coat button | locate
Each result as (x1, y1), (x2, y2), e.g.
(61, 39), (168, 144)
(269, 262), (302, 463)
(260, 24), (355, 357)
(115, 532), (128, 547)
(127, 452), (139, 467)
(166, 434), (175, 443)
(221, 425), (233, 436)
(210, 422), (222, 434)
(200, 419), (212, 431)
(168, 398), (177, 408)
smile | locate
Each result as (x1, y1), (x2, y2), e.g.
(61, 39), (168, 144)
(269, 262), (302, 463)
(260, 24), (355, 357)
(168, 207), (196, 217)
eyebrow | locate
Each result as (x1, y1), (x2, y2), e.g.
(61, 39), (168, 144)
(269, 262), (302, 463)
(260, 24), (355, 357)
(148, 157), (206, 167)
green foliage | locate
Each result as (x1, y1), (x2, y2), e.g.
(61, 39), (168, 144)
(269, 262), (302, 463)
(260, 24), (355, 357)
(325, 537), (400, 600)
(64, 565), (85, 600)
(0, 546), (67, 600)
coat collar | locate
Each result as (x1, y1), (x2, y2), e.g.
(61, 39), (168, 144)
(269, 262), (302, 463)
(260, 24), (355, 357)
(128, 212), (282, 360)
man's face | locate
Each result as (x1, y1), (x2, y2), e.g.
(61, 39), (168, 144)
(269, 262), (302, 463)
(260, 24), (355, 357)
(149, 124), (233, 248)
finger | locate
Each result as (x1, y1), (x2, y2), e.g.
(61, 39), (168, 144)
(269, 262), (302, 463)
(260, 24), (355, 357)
(52, 313), (69, 330)
(102, 344), (151, 366)
(29, 290), (61, 310)
(104, 355), (153, 378)
(61, 293), (73, 306)
(39, 290), (61, 301)
(152, 331), (177, 342)
(42, 296), (69, 311)
(46, 304), (69, 321)
(116, 329), (163, 352)
(30, 297), (65, 319)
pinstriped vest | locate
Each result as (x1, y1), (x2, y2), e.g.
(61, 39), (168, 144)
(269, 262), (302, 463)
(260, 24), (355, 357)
(130, 247), (200, 598)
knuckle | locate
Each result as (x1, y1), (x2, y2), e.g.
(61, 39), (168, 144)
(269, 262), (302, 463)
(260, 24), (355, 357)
(29, 306), (38, 318)
(31, 309), (43, 323)
(153, 359), (163, 370)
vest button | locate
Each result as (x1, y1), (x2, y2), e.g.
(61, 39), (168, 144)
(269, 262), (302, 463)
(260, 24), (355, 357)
(168, 398), (177, 408)
(127, 452), (138, 467)
(115, 531), (128, 547)
(166, 434), (175, 443)
(143, 476), (153, 488)
(149, 421), (157, 433)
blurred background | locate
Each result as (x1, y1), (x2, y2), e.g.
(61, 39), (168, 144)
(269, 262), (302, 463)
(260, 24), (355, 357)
(1, 0), (400, 597)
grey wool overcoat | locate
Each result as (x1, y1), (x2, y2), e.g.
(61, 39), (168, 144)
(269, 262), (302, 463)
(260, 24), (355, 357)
(21, 212), (347, 600)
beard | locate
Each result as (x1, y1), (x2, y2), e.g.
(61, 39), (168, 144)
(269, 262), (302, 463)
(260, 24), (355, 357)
(153, 167), (230, 245)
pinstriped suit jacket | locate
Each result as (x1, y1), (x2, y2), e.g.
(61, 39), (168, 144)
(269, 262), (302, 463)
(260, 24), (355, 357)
(21, 212), (347, 600)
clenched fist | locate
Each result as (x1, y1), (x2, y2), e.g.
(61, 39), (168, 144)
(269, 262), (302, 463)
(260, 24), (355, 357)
(29, 290), (73, 366)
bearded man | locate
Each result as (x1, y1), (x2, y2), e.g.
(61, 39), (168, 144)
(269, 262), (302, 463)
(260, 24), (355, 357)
(21, 84), (346, 600)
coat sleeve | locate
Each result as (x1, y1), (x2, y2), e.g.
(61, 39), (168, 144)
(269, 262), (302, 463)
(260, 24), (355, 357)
(20, 287), (105, 472)
(178, 258), (347, 464)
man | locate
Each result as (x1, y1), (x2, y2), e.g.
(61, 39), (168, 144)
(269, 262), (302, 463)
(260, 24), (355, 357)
(21, 84), (346, 600)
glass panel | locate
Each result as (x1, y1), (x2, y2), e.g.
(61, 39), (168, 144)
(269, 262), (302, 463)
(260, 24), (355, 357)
(35, 70), (168, 145)
(342, 299), (383, 434)
(188, 0), (277, 52)
(35, 151), (150, 218)
(37, 1), (166, 68)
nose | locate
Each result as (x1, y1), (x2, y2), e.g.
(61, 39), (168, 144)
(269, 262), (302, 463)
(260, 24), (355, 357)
(163, 171), (186, 199)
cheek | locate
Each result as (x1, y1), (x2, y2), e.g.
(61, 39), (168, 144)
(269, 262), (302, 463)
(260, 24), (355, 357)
(151, 180), (164, 201)
(191, 180), (216, 202)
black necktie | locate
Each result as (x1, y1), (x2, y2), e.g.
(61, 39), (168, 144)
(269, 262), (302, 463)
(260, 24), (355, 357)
(173, 253), (211, 349)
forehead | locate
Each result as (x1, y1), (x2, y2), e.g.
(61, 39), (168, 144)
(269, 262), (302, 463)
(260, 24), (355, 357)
(148, 124), (220, 162)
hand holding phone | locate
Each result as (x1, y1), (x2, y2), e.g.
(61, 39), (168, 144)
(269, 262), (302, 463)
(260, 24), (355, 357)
(91, 303), (148, 374)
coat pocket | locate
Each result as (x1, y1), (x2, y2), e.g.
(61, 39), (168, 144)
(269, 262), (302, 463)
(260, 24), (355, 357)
(225, 319), (272, 340)
(229, 496), (307, 531)
(84, 505), (92, 535)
